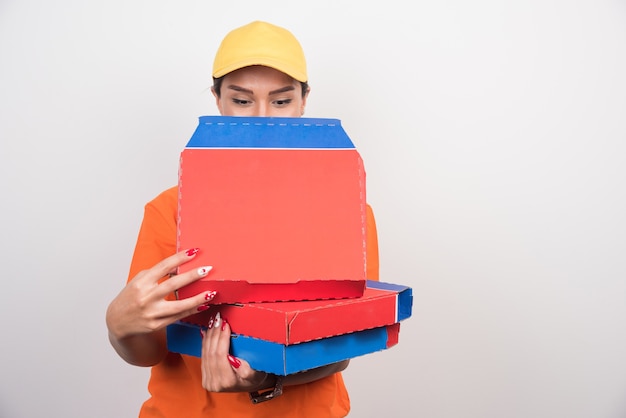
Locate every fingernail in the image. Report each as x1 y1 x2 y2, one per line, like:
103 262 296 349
207 316 214 329
200 329 205 338
197 266 213 276
227 354 241 369
214 312 221 329
197 304 209 312
186 248 200 257
221 317 228 331
205 291 217 301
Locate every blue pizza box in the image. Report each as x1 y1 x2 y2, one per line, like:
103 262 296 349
167 321 401 375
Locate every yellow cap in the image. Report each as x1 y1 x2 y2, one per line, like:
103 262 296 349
212 21 308 82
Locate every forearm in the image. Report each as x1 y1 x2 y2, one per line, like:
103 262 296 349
108 328 168 367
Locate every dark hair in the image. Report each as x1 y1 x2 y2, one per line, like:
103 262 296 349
212 76 309 98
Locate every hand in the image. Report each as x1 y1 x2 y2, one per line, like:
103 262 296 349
106 248 217 342
200 312 269 393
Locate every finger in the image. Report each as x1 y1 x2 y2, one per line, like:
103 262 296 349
217 321 263 386
215 313 232 350
159 264 213 297
204 313 233 371
201 315 266 392
144 248 201 285
225 352 265 389
201 313 233 390
227 354 242 369
205 312 229 355
142 262 217 324
156 288 218 323
220 323 256 382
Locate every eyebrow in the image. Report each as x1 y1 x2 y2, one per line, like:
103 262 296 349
226 85 295 95
226 85 253 94
269 86 295 95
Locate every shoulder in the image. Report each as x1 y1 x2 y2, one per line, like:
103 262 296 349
146 186 178 210
140 186 179 227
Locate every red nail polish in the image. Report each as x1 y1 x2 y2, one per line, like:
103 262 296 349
205 291 217 301
221 318 228 331
207 316 214 329
186 248 200 257
227 354 241 369
197 304 209 312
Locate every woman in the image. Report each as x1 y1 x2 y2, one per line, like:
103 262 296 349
106 20 379 417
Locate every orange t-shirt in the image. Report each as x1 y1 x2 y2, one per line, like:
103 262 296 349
127 186 380 418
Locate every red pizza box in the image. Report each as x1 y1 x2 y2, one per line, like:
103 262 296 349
181 280 412 345
175 116 367 304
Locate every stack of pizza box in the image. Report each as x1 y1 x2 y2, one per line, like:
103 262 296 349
167 116 412 375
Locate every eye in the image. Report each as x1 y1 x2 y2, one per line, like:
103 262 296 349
232 98 251 105
273 98 293 106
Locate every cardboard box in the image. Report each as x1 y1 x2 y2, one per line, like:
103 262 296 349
167 280 413 375
181 280 412 344
176 116 368 304
167 321 401 375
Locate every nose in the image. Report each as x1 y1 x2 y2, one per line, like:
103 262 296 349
252 102 269 117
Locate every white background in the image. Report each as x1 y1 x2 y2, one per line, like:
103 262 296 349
1 1 625 417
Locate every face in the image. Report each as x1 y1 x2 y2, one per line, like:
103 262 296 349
213 65 309 117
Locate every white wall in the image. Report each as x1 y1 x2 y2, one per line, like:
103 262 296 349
1 1 625 417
